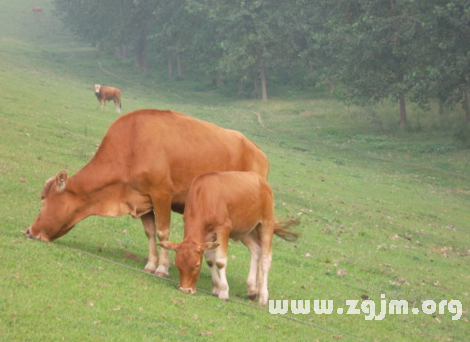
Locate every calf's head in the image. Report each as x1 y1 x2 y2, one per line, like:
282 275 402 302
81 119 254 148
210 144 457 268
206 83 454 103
158 241 219 294
23 171 78 242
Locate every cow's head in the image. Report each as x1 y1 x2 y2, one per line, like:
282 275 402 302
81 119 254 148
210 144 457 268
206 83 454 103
23 171 79 242
94 84 101 95
158 241 219 294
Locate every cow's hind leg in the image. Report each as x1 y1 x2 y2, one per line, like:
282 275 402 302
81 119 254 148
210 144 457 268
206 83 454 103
241 233 261 301
141 212 158 273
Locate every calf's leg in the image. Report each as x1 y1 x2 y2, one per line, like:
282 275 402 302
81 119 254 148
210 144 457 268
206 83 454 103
257 221 274 305
205 248 220 296
241 233 261 300
214 227 230 301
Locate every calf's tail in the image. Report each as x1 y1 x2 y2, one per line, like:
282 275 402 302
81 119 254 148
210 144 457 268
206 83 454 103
274 219 299 242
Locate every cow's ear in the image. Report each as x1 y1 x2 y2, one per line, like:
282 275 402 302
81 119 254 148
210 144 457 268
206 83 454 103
55 170 67 193
41 177 55 199
203 242 220 251
157 241 180 251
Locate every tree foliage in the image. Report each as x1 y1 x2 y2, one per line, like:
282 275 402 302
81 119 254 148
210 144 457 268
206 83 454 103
53 0 470 125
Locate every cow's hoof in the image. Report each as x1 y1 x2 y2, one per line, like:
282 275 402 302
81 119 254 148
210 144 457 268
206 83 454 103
155 265 169 277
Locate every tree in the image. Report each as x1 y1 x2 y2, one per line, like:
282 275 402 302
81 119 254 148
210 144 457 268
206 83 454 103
317 0 431 128
423 1 470 123
208 0 297 100
52 0 470 112
53 0 158 72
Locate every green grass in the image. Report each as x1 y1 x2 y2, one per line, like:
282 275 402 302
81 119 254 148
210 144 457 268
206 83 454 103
1 1 470 341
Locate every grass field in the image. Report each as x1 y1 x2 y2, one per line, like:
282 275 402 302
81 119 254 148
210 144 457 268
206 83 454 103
1 1 469 341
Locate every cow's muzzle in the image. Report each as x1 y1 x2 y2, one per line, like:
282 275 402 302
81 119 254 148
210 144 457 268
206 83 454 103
22 228 34 239
21 227 47 241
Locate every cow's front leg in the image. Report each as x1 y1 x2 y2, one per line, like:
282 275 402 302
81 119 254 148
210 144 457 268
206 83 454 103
141 212 158 273
154 196 172 277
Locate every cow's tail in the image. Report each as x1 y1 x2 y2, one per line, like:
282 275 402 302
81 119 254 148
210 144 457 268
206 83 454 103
274 219 299 242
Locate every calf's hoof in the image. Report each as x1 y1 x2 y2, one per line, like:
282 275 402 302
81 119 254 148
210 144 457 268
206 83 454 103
218 293 229 302
155 271 169 277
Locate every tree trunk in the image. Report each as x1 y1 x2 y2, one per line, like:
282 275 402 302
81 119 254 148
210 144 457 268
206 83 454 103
438 100 445 116
328 79 335 94
463 89 470 124
214 72 223 88
399 93 407 129
238 78 244 96
135 36 148 72
167 51 173 78
257 50 268 101
253 77 259 99
175 53 183 78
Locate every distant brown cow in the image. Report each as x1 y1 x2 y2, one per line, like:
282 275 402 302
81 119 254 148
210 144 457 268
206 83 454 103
24 109 269 277
32 6 43 14
158 171 297 305
94 84 121 113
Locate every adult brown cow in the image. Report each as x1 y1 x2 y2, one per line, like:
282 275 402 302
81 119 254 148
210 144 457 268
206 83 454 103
94 84 121 113
158 171 297 305
24 109 269 276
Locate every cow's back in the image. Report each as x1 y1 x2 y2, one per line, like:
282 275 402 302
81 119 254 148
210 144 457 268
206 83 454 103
94 109 268 208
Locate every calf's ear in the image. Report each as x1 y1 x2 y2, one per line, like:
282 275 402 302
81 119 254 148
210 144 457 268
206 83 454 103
157 241 180 251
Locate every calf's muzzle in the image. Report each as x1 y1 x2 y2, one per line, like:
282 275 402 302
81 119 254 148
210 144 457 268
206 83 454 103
179 287 195 295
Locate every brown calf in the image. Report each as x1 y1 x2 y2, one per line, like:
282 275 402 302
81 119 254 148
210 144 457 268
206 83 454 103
158 171 297 305
94 84 121 113
32 7 43 14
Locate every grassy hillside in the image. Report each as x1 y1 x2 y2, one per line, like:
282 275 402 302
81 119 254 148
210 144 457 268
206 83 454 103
1 1 469 342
